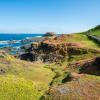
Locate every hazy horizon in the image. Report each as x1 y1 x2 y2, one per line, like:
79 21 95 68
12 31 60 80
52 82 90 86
0 0 100 33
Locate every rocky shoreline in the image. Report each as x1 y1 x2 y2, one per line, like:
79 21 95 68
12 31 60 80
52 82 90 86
0 28 100 100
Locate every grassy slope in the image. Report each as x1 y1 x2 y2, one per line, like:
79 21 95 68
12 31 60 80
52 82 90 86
64 33 99 49
0 75 41 100
89 29 100 37
0 53 55 100
44 33 100 50
87 25 100 37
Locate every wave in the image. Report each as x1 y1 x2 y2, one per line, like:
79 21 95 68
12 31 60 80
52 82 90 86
0 40 21 45
0 41 8 44
26 36 42 39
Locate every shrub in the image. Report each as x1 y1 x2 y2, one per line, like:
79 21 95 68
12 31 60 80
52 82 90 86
0 75 41 100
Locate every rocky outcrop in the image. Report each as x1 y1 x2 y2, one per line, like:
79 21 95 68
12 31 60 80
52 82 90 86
19 41 100 63
20 42 68 62
69 57 100 75
20 53 35 61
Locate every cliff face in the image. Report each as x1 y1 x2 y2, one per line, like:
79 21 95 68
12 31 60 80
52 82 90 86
20 42 68 62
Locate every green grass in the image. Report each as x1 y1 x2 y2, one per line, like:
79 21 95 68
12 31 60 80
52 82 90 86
53 33 100 49
68 53 100 63
0 54 55 99
87 25 100 37
89 29 100 37
68 33 100 49
0 75 41 100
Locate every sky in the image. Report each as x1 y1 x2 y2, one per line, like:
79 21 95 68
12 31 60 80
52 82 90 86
0 0 100 33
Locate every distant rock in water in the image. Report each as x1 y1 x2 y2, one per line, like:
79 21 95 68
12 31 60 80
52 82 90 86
43 32 56 37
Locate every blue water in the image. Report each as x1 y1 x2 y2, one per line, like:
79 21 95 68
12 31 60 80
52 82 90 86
0 33 43 41
0 33 43 48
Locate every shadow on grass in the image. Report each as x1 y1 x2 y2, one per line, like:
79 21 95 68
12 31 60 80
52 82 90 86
79 57 100 76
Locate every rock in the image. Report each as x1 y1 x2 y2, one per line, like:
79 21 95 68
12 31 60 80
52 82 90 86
43 32 56 37
69 57 100 75
20 53 35 61
19 41 100 63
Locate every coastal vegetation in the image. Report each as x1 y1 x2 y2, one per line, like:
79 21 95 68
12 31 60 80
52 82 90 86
0 25 100 100
87 25 100 37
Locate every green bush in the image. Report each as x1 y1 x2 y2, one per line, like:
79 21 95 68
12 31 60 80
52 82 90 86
0 75 41 100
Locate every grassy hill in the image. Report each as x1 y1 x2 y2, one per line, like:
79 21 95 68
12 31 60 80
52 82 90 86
87 25 100 37
43 33 100 49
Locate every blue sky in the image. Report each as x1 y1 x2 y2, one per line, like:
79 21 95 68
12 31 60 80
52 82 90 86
0 0 100 33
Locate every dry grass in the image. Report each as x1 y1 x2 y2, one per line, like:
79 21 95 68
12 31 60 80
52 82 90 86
45 75 100 100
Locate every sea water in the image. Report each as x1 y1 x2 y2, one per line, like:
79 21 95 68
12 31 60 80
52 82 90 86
0 33 43 48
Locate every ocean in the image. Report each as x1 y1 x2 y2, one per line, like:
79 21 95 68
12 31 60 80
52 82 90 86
0 33 43 48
